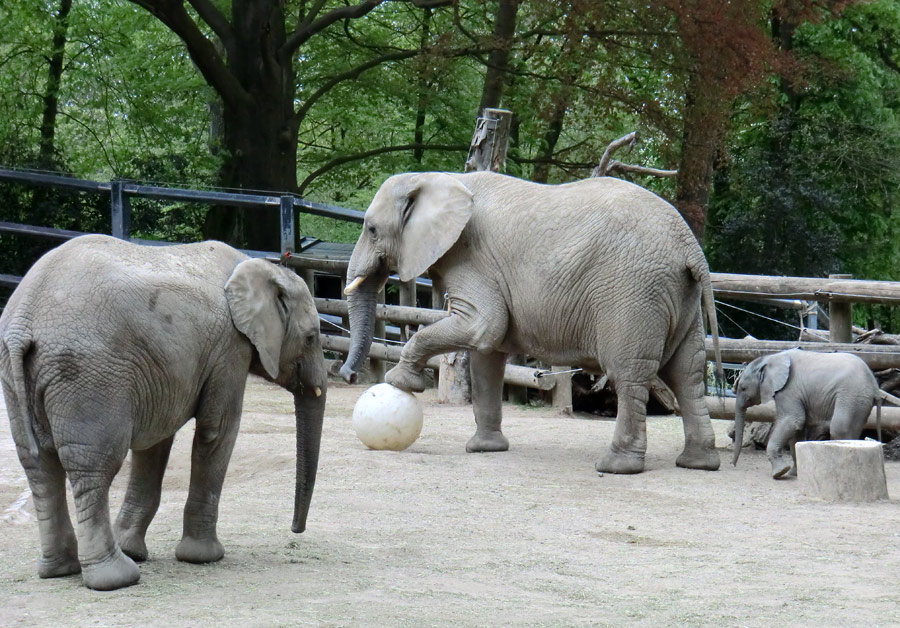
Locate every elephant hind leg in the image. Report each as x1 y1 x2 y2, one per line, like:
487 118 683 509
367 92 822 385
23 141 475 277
60 441 140 590
595 353 665 474
829 401 869 440
19 445 81 579
659 327 720 471
114 435 175 562
596 378 651 474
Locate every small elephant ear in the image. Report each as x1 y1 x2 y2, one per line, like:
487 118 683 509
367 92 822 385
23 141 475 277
759 352 791 403
225 259 286 379
397 173 474 282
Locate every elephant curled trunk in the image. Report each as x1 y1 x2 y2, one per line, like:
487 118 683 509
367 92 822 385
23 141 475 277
339 273 385 383
292 373 327 534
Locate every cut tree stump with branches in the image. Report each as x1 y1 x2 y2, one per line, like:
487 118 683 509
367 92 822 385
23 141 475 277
591 132 678 179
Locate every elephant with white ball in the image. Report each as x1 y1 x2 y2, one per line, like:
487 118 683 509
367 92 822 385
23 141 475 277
732 348 895 479
340 171 723 475
0 235 327 590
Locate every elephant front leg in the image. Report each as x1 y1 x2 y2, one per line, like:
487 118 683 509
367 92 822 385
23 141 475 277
114 436 175 562
386 301 507 393
177 399 242 564
767 410 804 479
466 351 509 453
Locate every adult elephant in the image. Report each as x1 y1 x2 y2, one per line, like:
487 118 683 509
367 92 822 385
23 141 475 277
0 235 327 590
340 171 722 475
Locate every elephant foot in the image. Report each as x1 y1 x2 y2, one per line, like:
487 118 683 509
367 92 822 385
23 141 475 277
38 551 81 579
385 364 428 393
115 528 149 562
81 550 140 591
176 535 224 564
771 458 793 479
466 430 509 453
596 447 645 475
676 447 721 471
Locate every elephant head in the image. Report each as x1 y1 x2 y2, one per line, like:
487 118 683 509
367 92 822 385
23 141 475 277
339 173 474 383
732 352 791 466
225 259 327 533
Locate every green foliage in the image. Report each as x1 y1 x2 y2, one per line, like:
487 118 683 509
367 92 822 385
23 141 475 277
2 0 900 334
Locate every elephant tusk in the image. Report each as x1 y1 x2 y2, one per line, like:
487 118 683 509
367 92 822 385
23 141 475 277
314 386 322 398
344 276 366 295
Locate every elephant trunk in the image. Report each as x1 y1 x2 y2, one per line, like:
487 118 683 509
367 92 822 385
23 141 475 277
339 273 385 383
292 360 327 534
732 404 746 467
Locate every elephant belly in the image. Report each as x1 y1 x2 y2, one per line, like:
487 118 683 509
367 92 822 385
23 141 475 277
500 321 604 372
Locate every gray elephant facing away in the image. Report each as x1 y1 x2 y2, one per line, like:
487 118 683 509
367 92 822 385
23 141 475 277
732 348 894 479
0 235 327 590
340 171 723 475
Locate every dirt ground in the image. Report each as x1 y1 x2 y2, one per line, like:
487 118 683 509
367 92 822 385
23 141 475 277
2 377 900 628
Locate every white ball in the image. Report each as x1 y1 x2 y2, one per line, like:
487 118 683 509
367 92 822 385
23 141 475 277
352 383 424 451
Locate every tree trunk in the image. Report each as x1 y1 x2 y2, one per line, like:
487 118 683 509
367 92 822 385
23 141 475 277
413 8 433 163
531 95 567 183
674 71 722 240
202 0 298 251
38 0 72 169
477 0 519 114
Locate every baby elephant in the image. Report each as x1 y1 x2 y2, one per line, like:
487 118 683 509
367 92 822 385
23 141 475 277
732 348 893 479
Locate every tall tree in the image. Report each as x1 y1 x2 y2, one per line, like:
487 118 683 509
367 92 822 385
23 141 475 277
128 0 450 249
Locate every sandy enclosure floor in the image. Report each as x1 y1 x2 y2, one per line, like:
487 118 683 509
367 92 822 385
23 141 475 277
1 377 900 628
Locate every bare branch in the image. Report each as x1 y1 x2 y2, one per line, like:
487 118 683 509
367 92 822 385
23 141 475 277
128 0 249 108
186 0 234 48
298 143 467 194
290 48 418 132
594 132 636 176
282 0 386 57
605 161 678 178
591 132 677 179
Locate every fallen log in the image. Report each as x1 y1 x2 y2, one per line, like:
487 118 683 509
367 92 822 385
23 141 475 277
705 338 900 369
705 396 900 431
320 335 555 391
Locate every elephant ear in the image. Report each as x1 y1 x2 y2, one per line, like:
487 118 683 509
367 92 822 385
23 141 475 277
397 173 474 282
759 352 792 403
225 258 287 379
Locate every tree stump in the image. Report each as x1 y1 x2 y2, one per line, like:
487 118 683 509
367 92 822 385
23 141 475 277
795 440 889 502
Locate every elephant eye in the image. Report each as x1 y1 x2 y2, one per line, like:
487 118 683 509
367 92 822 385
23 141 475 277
367 225 377 238
306 333 316 344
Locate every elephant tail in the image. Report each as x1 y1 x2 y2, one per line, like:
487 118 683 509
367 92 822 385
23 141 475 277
1 334 39 460
876 389 900 442
688 254 724 393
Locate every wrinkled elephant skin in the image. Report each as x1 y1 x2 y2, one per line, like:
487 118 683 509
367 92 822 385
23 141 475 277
0 235 327 590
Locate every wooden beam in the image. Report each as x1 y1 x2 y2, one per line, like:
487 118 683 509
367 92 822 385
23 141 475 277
705 396 900 431
320 335 555 391
711 273 900 305
705 338 900 369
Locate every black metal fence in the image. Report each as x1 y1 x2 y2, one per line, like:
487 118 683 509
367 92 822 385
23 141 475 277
0 166 365 289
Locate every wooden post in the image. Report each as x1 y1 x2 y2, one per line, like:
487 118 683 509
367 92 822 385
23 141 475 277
465 108 513 173
280 196 295 255
372 288 386 382
828 273 853 343
439 108 512 403
399 279 416 342
110 181 131 240
550 366 573 413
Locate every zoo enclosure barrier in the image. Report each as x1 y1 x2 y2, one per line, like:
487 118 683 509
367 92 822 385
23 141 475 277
4 167 900 426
